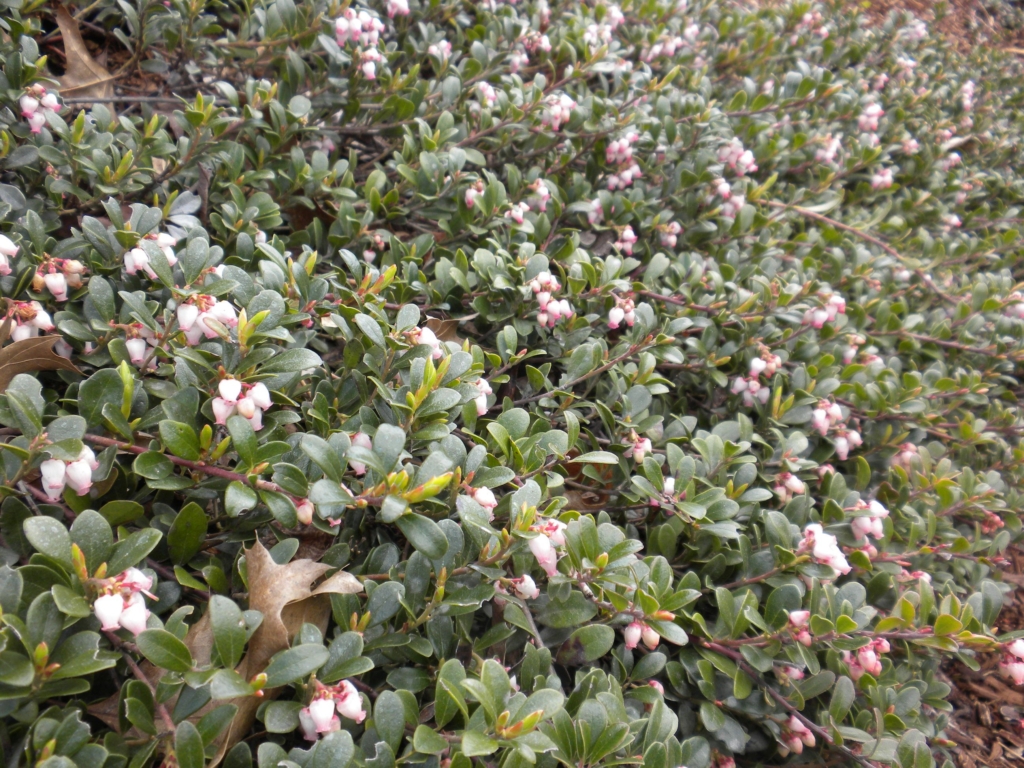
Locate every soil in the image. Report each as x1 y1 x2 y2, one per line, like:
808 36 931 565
940 548 1024 768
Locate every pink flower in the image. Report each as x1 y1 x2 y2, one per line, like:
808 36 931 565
299 708 319 741
40 459 67 500
350 431 372 475
788 610 810 628
334 681 366 722
529 534 559 577
126 338 148 365
40 271 67 301
510 575 539 600
472 487 497 511
212 398 237 424
118 592 150 636
624 621 642 649
641 624 660 650
296 499 315 525
1006 639 1024 660
65 458 94 495
93 594 125 631
124 248 157 279
308 698 337 733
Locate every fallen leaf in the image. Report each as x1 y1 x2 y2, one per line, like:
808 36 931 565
54 7 114 104
0 335 81 393
192 541 362 765
426 316 465 344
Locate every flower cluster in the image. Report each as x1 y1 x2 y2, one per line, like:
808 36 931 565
717 138 758 177
614 225 638 254
774 472 805 504
607 295 635 329
623 621 660 650
498 574 539 601
658 221 682 248
212 378 273 430
40 446 99 500
802 291 846 328
92 568 155 636
871 167 894 190
6 300 54 341
177 295 239 344
32 258 86 302
472 378 492 416
20 84 60 134
299 681 367 740
800 523 852 575
124 234 179 279
778 715 816 757
850 500 889 543
334 9 387 78
528 271 574 328
730 352 780 407
539 93 576 131
529 179 550 211
842 638 889 681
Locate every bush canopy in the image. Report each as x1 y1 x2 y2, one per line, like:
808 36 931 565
0 1 1021 768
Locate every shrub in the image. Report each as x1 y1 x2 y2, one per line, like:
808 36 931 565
0 1 1021 767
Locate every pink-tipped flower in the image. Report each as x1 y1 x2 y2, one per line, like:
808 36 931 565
350 431 372 475
641 623 660 650
334 681 366 723
511 575 540 600
529 534 559 577
219 378 242 404
624 621 643 649
212 398 236 425
472 486 497 511
788 610 810 628
64 458 94 495
308 697 339 733
93 593 125 631
40 459 67 500
118 592 150 636
296 499 315 525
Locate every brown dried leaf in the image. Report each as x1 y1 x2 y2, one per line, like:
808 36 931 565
426 317 464 345
0 335 81 394
200 541 362 766
54 7 114 103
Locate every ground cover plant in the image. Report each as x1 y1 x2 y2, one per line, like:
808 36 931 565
0 0 1022 766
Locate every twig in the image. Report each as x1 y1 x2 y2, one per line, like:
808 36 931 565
513 341 655 405
83 434 285 493
103 630 177 733
766 201 958 305
698 639 879 768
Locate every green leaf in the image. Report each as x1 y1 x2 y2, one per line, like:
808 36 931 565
78 369 124 429
227 415 257 468
168 503 208 565
98 500 145 526
395 513 449 559
460 730 498 757
137 629 194 673
263 645 330 688
555 625 615 665
568 451 619 464
107 528 163 574
23 516 72 568
210 595 246 669
413 724 449 754
261 348 323 374
830 675 856 723
175 721 205 768
160 421 201 461
225 482 258 517
374 690 406 752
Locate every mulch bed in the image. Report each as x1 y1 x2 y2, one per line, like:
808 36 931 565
940 548 1024 768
